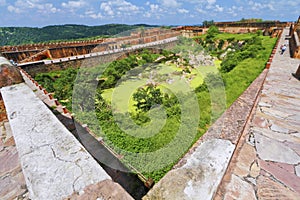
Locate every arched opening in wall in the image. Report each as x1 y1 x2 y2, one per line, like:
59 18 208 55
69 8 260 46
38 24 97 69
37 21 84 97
71 53 74 57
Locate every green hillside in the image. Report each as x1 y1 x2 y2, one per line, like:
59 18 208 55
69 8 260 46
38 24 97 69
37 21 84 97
0 24 156 46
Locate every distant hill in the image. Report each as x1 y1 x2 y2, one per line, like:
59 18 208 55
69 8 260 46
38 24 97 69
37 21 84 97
0 24 157 46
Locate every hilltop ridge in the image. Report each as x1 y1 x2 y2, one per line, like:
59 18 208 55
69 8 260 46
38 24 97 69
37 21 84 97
0 24 158 46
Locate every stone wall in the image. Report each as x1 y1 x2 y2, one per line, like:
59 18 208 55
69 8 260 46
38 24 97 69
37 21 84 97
20 41 178 77
0 28 180 64
290 17 300 59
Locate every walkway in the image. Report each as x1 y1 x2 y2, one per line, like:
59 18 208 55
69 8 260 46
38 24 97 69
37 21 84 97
215 27 300 199
0 94 29 199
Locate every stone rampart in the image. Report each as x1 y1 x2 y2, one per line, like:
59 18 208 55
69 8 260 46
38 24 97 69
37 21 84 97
290 16 300 59
19 38 178 77
0 28 180 64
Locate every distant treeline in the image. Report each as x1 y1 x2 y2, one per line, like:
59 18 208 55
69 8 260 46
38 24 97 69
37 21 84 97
0 24 157 46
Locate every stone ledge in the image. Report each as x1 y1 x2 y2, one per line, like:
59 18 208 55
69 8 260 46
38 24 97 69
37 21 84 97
143 139 235 200
0 83 113 200
65 180 134 200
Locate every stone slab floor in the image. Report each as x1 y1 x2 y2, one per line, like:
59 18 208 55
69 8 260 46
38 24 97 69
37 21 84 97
215 28 300 199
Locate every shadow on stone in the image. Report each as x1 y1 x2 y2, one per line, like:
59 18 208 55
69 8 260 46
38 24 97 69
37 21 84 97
292 64 300 80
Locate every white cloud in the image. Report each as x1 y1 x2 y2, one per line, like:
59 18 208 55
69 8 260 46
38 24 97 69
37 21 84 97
89 13 103 19
178 8 189 14
79 10 103 19
207 0 216 5
144 3 163 19
61 0 87 9
286 1 300 6
248 1 275 11
100 2 114 16
7 5 21 13
215 5 224 12
158 0 181 8
196 7 207 14
150 4 159 11
228 6 243 17
100 0 141 17
7 0 59 14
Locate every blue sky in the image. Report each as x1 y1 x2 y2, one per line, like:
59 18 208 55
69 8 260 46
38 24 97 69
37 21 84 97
0 0 299 27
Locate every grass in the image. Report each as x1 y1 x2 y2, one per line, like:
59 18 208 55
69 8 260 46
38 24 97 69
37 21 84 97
34 33 277 183
101 61 219 114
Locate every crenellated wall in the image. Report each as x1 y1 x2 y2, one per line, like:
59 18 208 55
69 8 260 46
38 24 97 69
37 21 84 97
20 39 178 77
0 28 180 64
173 21 288 38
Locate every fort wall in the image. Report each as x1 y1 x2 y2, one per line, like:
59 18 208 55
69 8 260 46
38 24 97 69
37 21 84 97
0 28 180 64
290 16 300 59
20 39 178 77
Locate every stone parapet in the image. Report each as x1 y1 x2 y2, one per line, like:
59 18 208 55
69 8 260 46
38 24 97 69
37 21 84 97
0 83 132 200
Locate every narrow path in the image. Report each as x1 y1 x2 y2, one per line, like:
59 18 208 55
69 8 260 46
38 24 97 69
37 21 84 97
215 27 300 199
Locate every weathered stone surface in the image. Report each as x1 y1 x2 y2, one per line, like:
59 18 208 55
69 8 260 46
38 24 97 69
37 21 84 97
253 126 300 144
252 116 269 128
223 175 256 200
0 171 28 200
0 62 23 88
260 107 293 119
257 175 300 200
144 139 235 200
0 147 20 177
216 27 300 199
1 83 112 200
258 102 272 108
0 100 29 200
259 160 300 193
270 123 290 133
65 180 134 200
296 165 300 177
255 133 300 164
249 161 260 178
233 143 256 177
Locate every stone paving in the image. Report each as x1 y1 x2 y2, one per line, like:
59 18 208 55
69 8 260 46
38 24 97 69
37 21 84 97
215 27 300 199
0 94 29 200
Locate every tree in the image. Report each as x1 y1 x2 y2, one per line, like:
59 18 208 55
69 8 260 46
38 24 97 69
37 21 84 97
133 84 163 112
206 25 219 40
202 20 214 27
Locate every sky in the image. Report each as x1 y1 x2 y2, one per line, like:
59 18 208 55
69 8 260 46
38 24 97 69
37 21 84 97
0 0 299 27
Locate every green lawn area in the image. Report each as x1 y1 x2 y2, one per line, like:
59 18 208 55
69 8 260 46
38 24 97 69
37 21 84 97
101 61 220 113
214 33 254 40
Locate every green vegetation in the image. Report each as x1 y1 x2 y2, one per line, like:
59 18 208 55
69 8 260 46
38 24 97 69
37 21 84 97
35 67 78 110
34 32 276 183
0 24 156 46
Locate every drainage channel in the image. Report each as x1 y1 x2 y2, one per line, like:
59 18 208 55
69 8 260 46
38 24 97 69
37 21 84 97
52 109 150 200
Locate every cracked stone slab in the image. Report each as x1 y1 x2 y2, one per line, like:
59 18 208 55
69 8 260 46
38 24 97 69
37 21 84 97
223 174 256 200
252 127 300 144
257 175 300 199
259 160 300 194
1 83 111 200
255 133 300 164
143 139 235 200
